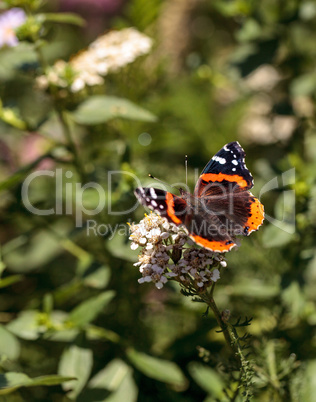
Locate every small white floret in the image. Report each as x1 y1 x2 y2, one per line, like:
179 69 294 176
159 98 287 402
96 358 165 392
211 269 220 282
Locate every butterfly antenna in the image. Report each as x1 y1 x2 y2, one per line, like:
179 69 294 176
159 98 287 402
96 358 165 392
185 155 188 187
148 174 178 191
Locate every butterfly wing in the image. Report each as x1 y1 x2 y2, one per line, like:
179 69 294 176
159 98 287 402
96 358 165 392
194 141 264 236
134 142 264 253
135 187 236 252
186 208 237 252
134 187 187 225
194 141 253 195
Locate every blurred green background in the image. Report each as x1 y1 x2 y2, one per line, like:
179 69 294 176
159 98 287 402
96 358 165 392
1 0 316 400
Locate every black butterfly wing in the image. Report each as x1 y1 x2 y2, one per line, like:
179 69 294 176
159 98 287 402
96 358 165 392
134 187 187 225
193 142 264 236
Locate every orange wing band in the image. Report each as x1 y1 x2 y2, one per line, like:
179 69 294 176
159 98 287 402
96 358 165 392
166 192 182 224
245 196 265 234
189 234 236 253
200 173 249 189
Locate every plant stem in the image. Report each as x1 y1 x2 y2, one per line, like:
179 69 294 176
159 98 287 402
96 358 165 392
34 40 48 70
57 109 87 181
34 39 87 181
201 291 239 360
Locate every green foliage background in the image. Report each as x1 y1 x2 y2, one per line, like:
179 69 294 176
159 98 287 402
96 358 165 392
1 0 316 400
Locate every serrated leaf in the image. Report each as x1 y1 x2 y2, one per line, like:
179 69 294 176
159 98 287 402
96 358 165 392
188 362 225 397
72 96 157 125
126 349 187 388
58 345 93 399
0 372 75 395
68 291 115 327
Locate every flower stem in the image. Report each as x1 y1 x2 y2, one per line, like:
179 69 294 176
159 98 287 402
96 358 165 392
202 292 239 360
34 39 86 181
57 109 87 181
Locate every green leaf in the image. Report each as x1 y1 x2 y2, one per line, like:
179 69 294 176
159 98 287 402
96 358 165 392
0 43 37 80
2 221 71 272
88 359 138 402
281 281 306 320
0 325 20 360
44 329 79 343
126 349 187 388
6 311 39 341
188 362 225 397
301 360 316 401
72 96 157 125
58 345 93 399
101 369 138 402
89 359 132 391
236 19 262 42
86 325 120 343
0 153 51 192
291 73 316 97
68 290 115 327
0 372 75 395
83 265 111 289
18 86 52 130
226 280 280 299
261 224 296 248
81 359 137 402
106 232 139 262
0 275 23 289
36 12 85 27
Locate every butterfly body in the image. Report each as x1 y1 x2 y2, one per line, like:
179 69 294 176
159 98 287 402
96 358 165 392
135 142 264 253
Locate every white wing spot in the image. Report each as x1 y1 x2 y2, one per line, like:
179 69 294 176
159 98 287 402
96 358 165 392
233 154 237 158
146 197 150 202
150 188 157 199
232 159 238 166
232 168 236 172
159 204 164 209
224 145 229 151
151 200 158 207
212 156 226 164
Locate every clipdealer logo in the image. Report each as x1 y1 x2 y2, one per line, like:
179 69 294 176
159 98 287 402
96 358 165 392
20 168 296 236
21 169 142 228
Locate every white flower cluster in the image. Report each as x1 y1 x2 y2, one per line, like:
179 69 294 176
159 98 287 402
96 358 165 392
175 248 225 289
37 28 153 92
129 213 227 290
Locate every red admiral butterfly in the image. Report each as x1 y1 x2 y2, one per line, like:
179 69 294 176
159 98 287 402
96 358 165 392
135 142 264 253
